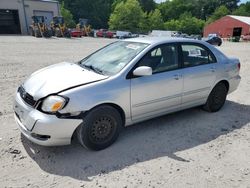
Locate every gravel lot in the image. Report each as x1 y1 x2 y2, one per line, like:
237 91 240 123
0 36 250 188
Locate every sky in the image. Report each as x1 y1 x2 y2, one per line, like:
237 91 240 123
240 0 249 3
154 0 250 3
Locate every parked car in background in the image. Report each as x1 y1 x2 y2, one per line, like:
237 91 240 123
152 30 198 38
116 31 138 39
150 30 173 37
205 35 222 46
14 37 241 150
190 35 202 40
179 33 190 38
208 33 218 38
241 34 250 41
171 32 201 40
96 29 114 38
71 29 84 37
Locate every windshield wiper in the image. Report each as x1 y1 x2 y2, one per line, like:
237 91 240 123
81 64 105 75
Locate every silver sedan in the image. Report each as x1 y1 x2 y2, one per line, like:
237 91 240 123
14 37 241 150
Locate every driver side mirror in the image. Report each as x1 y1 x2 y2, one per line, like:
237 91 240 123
133 66 152 76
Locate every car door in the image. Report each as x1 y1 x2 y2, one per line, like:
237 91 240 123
129 43 183 121
180 43 217 106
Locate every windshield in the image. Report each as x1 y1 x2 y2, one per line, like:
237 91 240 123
79 41 149 75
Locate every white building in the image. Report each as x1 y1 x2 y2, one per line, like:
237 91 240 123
0 0 60 35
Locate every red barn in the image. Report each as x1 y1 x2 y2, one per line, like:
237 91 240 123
203 15 250 38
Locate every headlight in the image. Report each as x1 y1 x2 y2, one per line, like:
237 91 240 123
41 95 68 113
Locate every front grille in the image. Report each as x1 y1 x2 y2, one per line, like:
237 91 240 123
18 86 37 107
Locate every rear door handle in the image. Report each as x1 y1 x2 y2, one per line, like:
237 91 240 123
174 74 182 80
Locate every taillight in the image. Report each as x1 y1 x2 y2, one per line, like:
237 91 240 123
237 63 241 71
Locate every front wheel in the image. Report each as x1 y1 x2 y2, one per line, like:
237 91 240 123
203 82 228 112
77 105 122 150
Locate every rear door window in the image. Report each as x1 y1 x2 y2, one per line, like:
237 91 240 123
181 44 216 68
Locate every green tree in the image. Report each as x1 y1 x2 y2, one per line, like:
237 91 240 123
139 12 149 33
109 0 144 32
207 5 230 24
233 2 250 16
112 0 155 12
164 19 181 31
139 0 156 12
164 12 205 35
148 9 164 31
218 0 240 11
158 0 239 22
60 1 76 28
59 0 114 29
111 0 123 11
178 12 205 35
58 0 241 30
158 0 195 21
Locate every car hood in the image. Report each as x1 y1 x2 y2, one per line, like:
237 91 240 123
23 62 108 99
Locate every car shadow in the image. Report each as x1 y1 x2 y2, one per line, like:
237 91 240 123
22 100 250 181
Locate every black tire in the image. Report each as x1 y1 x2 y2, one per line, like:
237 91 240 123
64 30 71 38
42 30 52 38
203 82 228 112
55 29 62 37
51 29 55 36
218 42 222 46
30 27 35 36
34 28 42 38
77 105 122 150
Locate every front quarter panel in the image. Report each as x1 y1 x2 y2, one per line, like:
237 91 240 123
58 77 131 124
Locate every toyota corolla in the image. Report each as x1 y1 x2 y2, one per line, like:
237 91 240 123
14 37 241 150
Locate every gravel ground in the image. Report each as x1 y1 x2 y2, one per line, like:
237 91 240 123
0 36 250 188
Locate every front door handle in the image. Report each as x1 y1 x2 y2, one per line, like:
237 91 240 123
210 67 216 72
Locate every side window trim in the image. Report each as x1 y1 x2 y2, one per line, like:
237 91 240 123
179 42 217 69
126 42 181 79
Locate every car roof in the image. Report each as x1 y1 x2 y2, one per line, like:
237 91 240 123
124 36 227 61
124 37 206 45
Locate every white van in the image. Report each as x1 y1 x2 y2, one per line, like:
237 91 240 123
116 31 131 39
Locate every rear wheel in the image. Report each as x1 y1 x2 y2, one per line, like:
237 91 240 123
77 105 122 150
203 82 228 112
